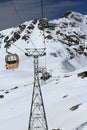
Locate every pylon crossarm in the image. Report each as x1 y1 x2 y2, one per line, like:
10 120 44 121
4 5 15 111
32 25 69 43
25 48 46 57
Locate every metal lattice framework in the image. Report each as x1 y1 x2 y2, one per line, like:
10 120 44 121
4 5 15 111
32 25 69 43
26 48 48 130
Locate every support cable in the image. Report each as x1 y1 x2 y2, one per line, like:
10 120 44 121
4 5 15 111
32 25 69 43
10 0 47 67
40 0 47 68
41 0 44 19
41 0 45 45
29 37 36 49
11 42 33 64
11 0 23 23
11 0 36 49
12 43 25 53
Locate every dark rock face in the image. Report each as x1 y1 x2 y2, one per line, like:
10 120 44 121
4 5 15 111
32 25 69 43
40 72 51 81
0 95 4 98
61 11 72 18
70 103 82 111
78 71 87 78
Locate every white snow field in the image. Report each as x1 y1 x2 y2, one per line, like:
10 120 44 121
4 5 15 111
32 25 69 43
0 11 87 130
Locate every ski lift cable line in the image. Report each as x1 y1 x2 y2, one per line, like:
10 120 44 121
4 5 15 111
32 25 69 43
40 0 47 67
11 0 46 51
41 0 44 19
11 0 47 64
11 42 33 64
11 0 36 49
20 20 36 49
11 0 23 23
12 42 25 53
41 0 46 46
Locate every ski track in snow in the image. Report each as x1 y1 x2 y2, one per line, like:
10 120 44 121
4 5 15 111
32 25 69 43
72 121 87 130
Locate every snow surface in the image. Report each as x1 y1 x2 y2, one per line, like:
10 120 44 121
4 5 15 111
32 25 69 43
0 12 87 130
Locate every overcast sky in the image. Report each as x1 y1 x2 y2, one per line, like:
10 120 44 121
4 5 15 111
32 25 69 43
0 0 87 30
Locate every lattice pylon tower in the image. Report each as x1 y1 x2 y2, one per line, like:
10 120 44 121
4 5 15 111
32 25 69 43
26 48 48 130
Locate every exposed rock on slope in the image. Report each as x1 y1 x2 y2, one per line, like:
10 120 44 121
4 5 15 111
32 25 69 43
1 11 87 72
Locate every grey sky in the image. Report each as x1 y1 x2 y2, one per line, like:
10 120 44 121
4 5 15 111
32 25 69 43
0 0 86 30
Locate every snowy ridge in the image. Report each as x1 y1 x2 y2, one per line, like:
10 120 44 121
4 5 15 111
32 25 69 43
0 11 87 130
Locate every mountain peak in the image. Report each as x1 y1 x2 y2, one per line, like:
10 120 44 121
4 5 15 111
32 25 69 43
62 11 84 22
61 11 72 18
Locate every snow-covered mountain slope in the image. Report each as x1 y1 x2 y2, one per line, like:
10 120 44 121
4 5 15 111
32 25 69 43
0 11 87 130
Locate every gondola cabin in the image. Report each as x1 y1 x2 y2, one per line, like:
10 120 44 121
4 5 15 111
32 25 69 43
5 54 19 69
